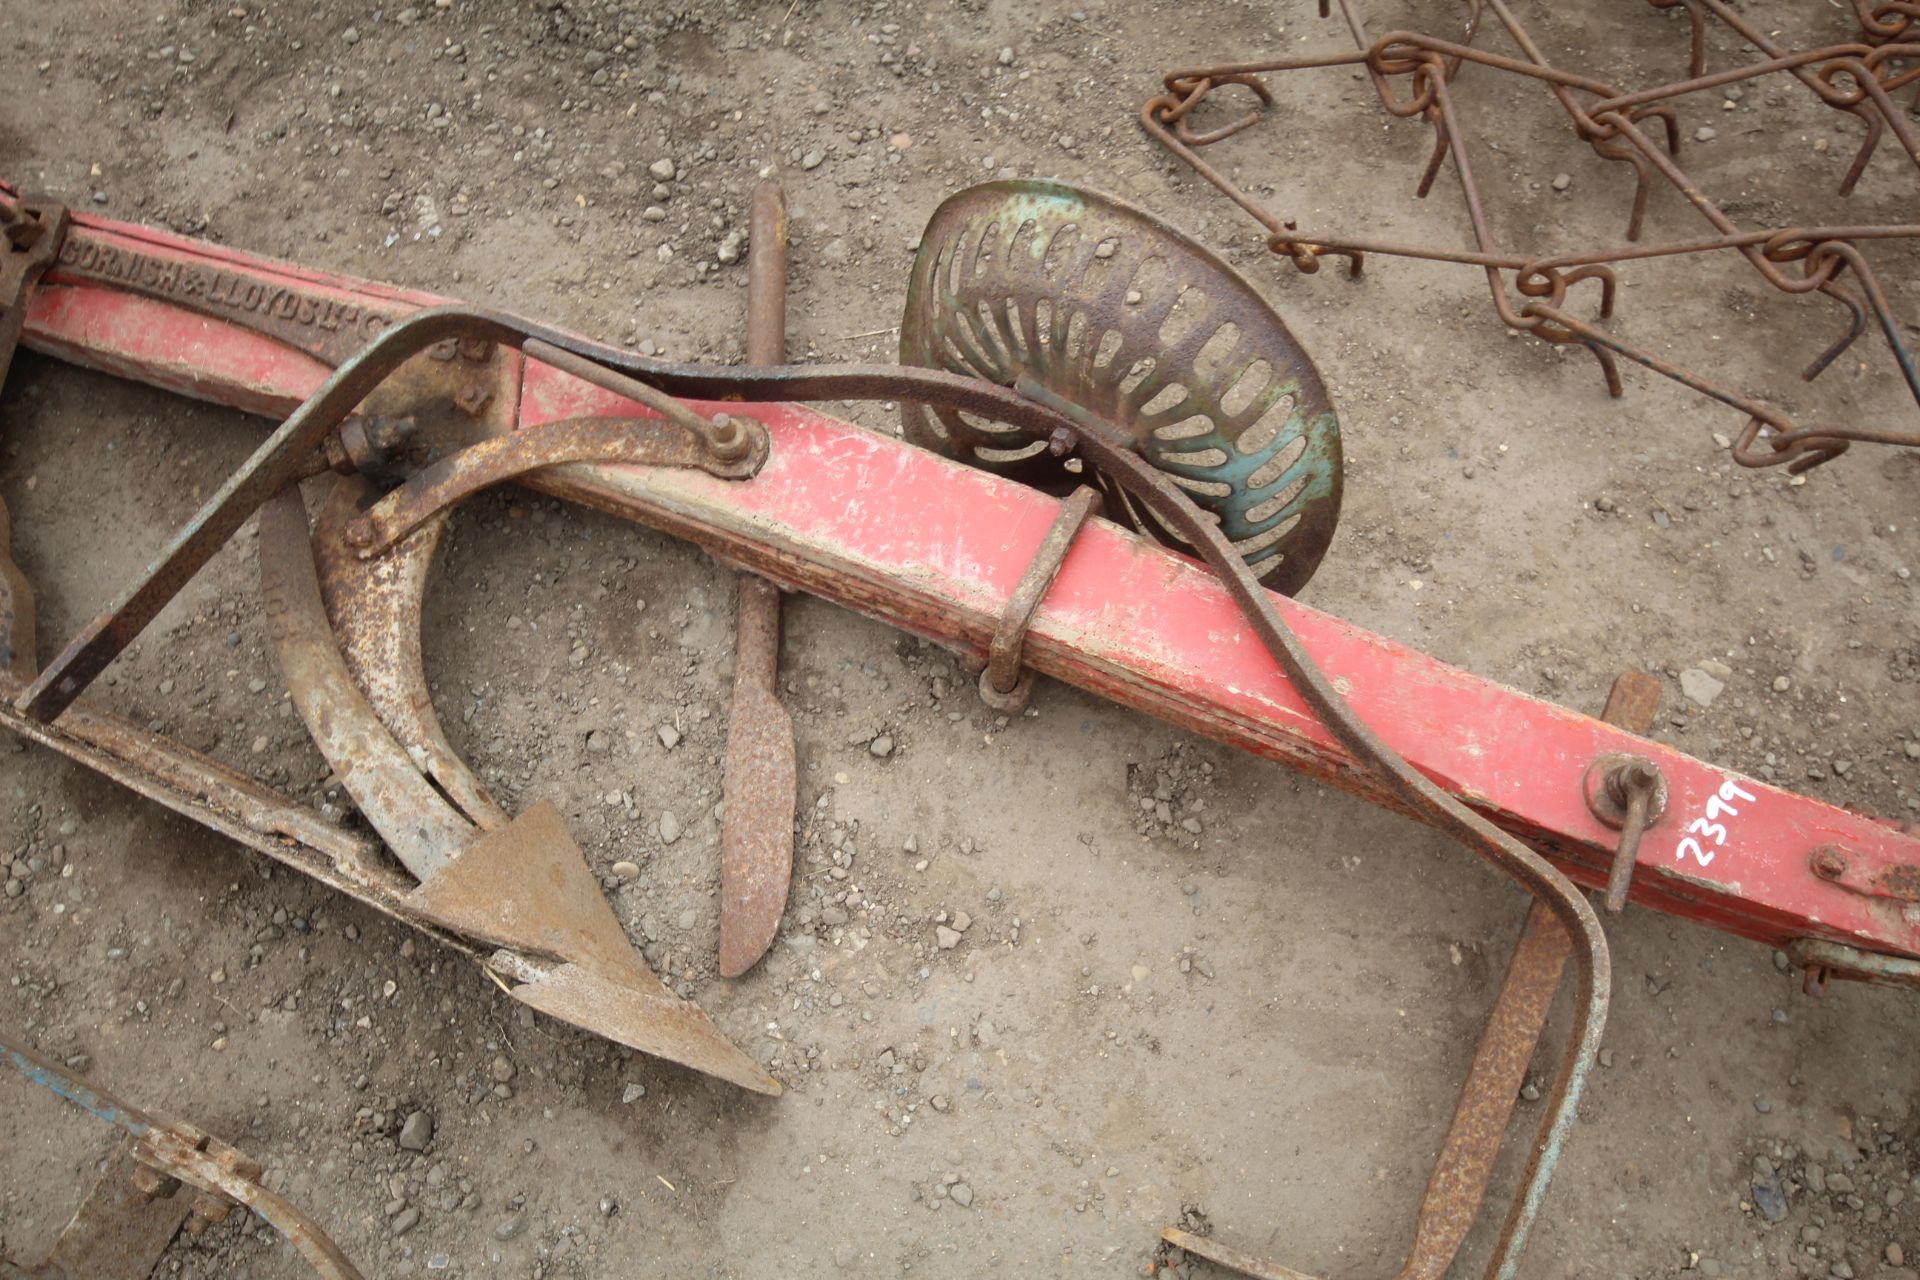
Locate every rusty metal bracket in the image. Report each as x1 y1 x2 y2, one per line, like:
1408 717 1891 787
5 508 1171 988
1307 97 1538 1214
976 483 1102 713
1790 936 1920 996
1 1028 363 1280
0 196 69 683
1808 843 1920 905
1 193 69 392
343 414 759 557
1582 751 1668 913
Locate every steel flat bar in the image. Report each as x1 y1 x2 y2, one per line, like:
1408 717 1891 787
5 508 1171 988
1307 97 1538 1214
718 177 798 978
16 206 1920 966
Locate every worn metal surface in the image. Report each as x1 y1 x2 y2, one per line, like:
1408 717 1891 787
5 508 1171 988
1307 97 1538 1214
260 483 781 1092
19 220 1920 959
746 180 788 368
1 196 69 393
1141 0 1920 474
717 176 798 979
8 1140 195 1280
1808 844 1920 904
17 307 508 723
1789 936 1920 994
900 180 1342 592
312 479 510 833
718 571 797 978
980 483 1101 712
405 802 782 1093
260 487 479 878
15 309 765 725
1 1028 363 1280
0 198 67 684
345 414 758 556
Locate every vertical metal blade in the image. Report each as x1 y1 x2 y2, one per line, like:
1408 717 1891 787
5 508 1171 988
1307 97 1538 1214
718 178 798 978
718 572 797 977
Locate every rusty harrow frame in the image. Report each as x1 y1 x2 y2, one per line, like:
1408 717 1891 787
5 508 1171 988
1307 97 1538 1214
1142 0 1920 474
2 175 1917 1279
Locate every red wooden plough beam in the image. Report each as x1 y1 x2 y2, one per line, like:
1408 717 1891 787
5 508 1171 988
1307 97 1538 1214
16 201 1918 971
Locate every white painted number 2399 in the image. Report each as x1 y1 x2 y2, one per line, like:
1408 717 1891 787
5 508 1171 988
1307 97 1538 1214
1674 779 1756 868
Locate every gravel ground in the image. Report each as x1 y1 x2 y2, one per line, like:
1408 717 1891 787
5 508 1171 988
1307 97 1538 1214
2 1 1918 1277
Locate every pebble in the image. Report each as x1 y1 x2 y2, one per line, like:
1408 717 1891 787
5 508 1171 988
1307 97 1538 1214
398 1110 434 1152
1551 173 1571 191
1889 1243 1905 1267
610 860 640 880
489 1055 516 1083
493 1216 526 1241
621 1083 647 1104
935 925 962 949
342 25 360 44
585 729 610 754
1695 125 1717 141
948 1182 973 1207
870 734 895 758
1679 667 1725 707
1752 1170 1789 1222
1772 676 1791 692
659 810 682 844
648 158 676 181
392 1206 421 1235
801 149 825 170
677 908 697 931
658 724 681 749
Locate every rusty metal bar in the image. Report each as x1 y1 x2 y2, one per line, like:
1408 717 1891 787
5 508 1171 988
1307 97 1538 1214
979 484 1102 712
718 177 799 979
747 180 788 367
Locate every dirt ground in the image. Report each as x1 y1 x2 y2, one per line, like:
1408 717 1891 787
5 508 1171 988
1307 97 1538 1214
3 0 1920 1277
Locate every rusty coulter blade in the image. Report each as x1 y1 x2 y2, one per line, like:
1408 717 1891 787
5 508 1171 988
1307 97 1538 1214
717 177 799 979
718 572 797 977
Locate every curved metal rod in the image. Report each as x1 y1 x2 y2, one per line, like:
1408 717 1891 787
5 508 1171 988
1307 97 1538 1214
1009 378 1609 1280
142 1129 365 1280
